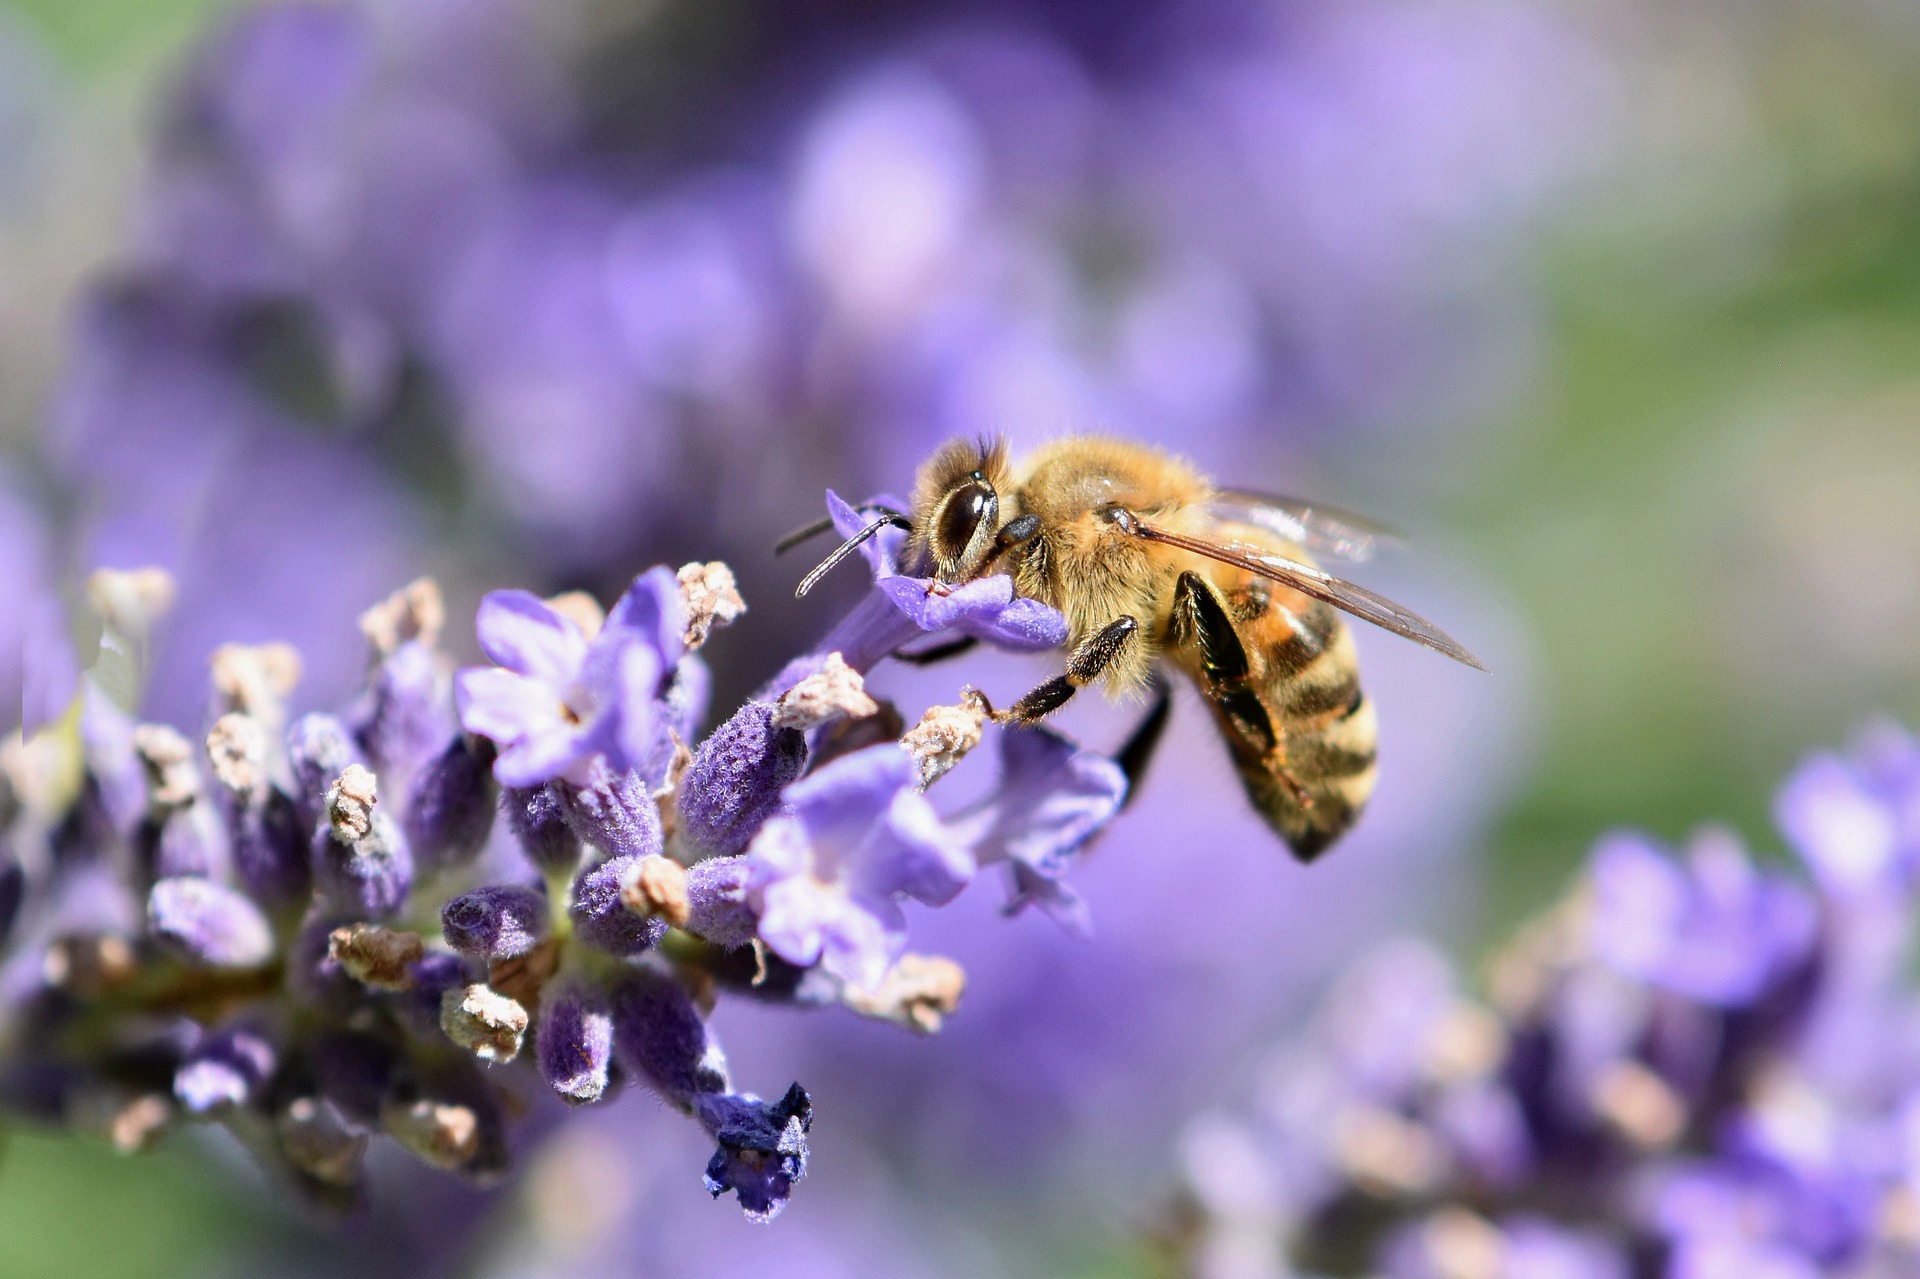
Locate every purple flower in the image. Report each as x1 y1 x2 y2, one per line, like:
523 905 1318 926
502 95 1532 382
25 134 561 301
505 783 584 874
1775 724 1920 898
455 588 661 788
685 856 759 949
745 743 973 990
948 724 1128 934
1588 828 1818 1007
697 1083 813 1224
773 489 1068 683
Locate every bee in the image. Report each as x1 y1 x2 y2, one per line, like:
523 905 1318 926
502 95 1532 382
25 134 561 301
786 435 1486 860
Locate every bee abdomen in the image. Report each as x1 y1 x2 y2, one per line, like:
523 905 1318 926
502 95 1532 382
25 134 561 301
1250 620 1379 861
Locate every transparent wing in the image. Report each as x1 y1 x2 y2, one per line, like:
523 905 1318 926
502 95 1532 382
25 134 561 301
1125 516 1487 671
1208 490 1404 563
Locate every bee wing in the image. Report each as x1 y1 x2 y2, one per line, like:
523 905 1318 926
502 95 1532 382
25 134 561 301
1208 490 1403 562
1125 517 1489 671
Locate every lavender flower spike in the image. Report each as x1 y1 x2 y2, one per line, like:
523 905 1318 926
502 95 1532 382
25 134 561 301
745 743 974 990
676 702 808 859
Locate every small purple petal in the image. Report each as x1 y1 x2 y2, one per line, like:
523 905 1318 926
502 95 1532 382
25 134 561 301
148 877 275 967
1776 753 1901 896
473 590 588 684
440 884 547 959
604 565 688 670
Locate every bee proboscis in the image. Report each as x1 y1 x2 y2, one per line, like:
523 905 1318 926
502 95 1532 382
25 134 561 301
788 435 1486 860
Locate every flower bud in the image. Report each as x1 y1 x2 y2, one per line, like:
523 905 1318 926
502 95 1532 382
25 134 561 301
440 884 547 960
148 877 274 968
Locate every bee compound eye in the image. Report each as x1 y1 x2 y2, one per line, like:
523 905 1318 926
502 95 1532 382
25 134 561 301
933 480 999 572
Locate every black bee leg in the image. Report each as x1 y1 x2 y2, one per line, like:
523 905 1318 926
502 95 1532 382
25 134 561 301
1170 572 1310 806
1115 675 1173 808
892 635 980 666
1000 615 1139 725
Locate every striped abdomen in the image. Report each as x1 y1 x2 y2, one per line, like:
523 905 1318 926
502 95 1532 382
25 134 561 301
1173 556 1379 862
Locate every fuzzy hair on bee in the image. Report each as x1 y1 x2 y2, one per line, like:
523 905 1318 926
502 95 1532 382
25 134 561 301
811 433 1485 861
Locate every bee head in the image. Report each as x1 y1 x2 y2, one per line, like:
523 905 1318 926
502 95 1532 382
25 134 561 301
928 471 1000 581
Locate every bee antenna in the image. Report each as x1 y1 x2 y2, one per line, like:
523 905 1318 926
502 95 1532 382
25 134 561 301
795 514 912 598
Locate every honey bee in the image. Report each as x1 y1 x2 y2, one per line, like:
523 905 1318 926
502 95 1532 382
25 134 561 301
787 435 1485 860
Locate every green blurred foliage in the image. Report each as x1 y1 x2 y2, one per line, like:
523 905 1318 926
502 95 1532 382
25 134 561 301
0 1127 271 1278
1455 4 1920 933
1 0 237 74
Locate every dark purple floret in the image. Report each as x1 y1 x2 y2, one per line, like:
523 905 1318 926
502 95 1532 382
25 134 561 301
312 808 413 920
309 1030 398 1129
559 761 663 861
696 1082 812 1223
174 1026 277 1114
392 951 473 1040
147 877 275 968
607 967 726 1106
440 884 547 959
677 702 807 858
537 982 614 1105
0 858 24 950
569 857 668 957
135 805 226 887
685 856 759 949
505 784 583 875
404 736 500 875
354 640 455 798
286 712 362 831
226 787 311 913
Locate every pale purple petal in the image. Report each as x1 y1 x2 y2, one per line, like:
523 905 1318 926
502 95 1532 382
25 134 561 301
473 590 588 684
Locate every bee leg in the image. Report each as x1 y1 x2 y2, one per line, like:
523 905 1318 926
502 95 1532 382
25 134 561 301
1171 571 1313 809
1115 675 1173 808
892 635 980 665
999 615 1140 725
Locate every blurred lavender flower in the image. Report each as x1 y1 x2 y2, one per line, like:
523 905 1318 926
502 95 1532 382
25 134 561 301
1169 723 1920 1279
